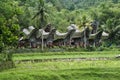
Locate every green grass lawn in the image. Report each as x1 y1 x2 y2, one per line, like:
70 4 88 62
13 51 120 61
0 60 120 80
0 51 120 80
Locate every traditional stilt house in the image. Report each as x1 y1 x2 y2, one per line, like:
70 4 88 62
19 22 109 48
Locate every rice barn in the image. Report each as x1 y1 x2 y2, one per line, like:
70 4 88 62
18 21 109 49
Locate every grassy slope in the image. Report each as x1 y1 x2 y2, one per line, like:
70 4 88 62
0 51 120 80
0 60 120 80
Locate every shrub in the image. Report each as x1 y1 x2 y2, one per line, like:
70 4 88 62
0 51 15 72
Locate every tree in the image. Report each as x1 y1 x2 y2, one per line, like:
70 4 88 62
112 0 118 4
32 0 48 28
0 0 23 52
81 15 87 48
0 0 23 70
97 3 120 45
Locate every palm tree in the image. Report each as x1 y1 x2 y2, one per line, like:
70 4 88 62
81 15 87 48
32 0 48 51
32 0 47 28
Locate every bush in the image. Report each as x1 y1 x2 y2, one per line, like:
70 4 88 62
86 46 96 51
0 52 15 72
0 42 4 53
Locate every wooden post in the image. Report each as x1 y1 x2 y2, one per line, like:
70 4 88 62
69 36 71 46
84 27 86 48
42 30 44 51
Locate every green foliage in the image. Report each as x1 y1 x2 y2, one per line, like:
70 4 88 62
0 0 20 71
0 52 15 71
32 0 48 28
0 0 23 51
0 0 120 50
112 0 119 3
90 3 120 45
47 0 118 10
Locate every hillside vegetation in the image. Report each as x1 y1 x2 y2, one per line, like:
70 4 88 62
0 0 120 51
